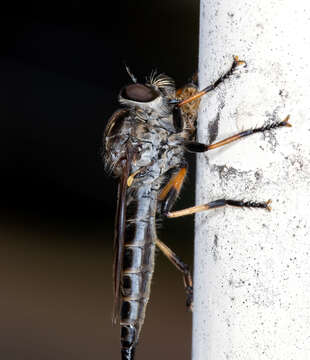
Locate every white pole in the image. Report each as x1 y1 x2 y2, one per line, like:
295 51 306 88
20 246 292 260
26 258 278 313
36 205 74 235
193 1 310 359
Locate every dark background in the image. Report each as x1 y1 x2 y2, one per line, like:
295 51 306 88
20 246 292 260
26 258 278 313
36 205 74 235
0 1 200 359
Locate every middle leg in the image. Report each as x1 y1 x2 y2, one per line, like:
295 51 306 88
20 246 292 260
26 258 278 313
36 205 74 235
184 115 291 153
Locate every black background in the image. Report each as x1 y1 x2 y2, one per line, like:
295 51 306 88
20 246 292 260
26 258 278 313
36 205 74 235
0 1 199 359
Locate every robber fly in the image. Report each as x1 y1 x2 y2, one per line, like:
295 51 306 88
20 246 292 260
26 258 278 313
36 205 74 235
102 57 291 360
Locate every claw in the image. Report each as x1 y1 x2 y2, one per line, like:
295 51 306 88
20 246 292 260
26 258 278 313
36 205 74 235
233 55 247 67
282 114 292 127
266 199 272 212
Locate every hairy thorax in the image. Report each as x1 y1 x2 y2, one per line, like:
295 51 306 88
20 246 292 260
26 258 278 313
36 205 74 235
105 109 186 190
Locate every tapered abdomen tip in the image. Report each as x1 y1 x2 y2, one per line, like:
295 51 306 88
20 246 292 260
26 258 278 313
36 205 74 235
121 346 135 360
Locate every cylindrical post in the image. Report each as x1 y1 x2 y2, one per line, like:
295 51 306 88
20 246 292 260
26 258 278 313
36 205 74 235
193 1 310 359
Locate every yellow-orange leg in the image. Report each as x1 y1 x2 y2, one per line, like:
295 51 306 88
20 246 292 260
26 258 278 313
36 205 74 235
185 115 291 153
156 238 193 311
176 56 245 107
158 167 187 215
167 199 272 218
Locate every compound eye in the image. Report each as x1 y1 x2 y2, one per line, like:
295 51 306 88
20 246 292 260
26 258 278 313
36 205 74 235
121 84 158 102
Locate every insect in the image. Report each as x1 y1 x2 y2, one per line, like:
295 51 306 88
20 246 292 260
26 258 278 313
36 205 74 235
102 56 291 360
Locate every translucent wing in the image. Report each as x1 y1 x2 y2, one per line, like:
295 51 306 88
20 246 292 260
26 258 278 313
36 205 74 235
112 148 132 324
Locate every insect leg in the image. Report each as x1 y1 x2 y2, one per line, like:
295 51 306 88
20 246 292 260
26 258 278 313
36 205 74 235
185 115 291 153
156 238 193 310
173 56 245 107
158 166 187 215
167 199 272 218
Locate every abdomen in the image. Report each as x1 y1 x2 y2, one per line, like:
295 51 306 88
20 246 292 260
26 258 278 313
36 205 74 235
120 186 158 358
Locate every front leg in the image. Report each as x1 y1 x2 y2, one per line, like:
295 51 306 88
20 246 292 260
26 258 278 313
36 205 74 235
169 56 246 107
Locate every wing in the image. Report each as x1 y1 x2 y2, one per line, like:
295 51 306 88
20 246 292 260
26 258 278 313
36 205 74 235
112 147 133 324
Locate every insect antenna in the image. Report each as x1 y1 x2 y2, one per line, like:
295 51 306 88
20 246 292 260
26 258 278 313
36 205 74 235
124 63 138 83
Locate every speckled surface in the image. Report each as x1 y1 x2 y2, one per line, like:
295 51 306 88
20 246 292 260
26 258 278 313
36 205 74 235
193 1 310 359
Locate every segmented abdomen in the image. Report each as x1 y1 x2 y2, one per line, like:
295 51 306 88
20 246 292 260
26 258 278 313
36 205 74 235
120 186 158 359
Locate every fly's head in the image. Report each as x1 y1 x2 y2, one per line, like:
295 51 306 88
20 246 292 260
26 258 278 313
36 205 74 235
118 73 176 121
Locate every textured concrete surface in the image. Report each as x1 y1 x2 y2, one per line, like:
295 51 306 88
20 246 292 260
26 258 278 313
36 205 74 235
193 1 310 359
